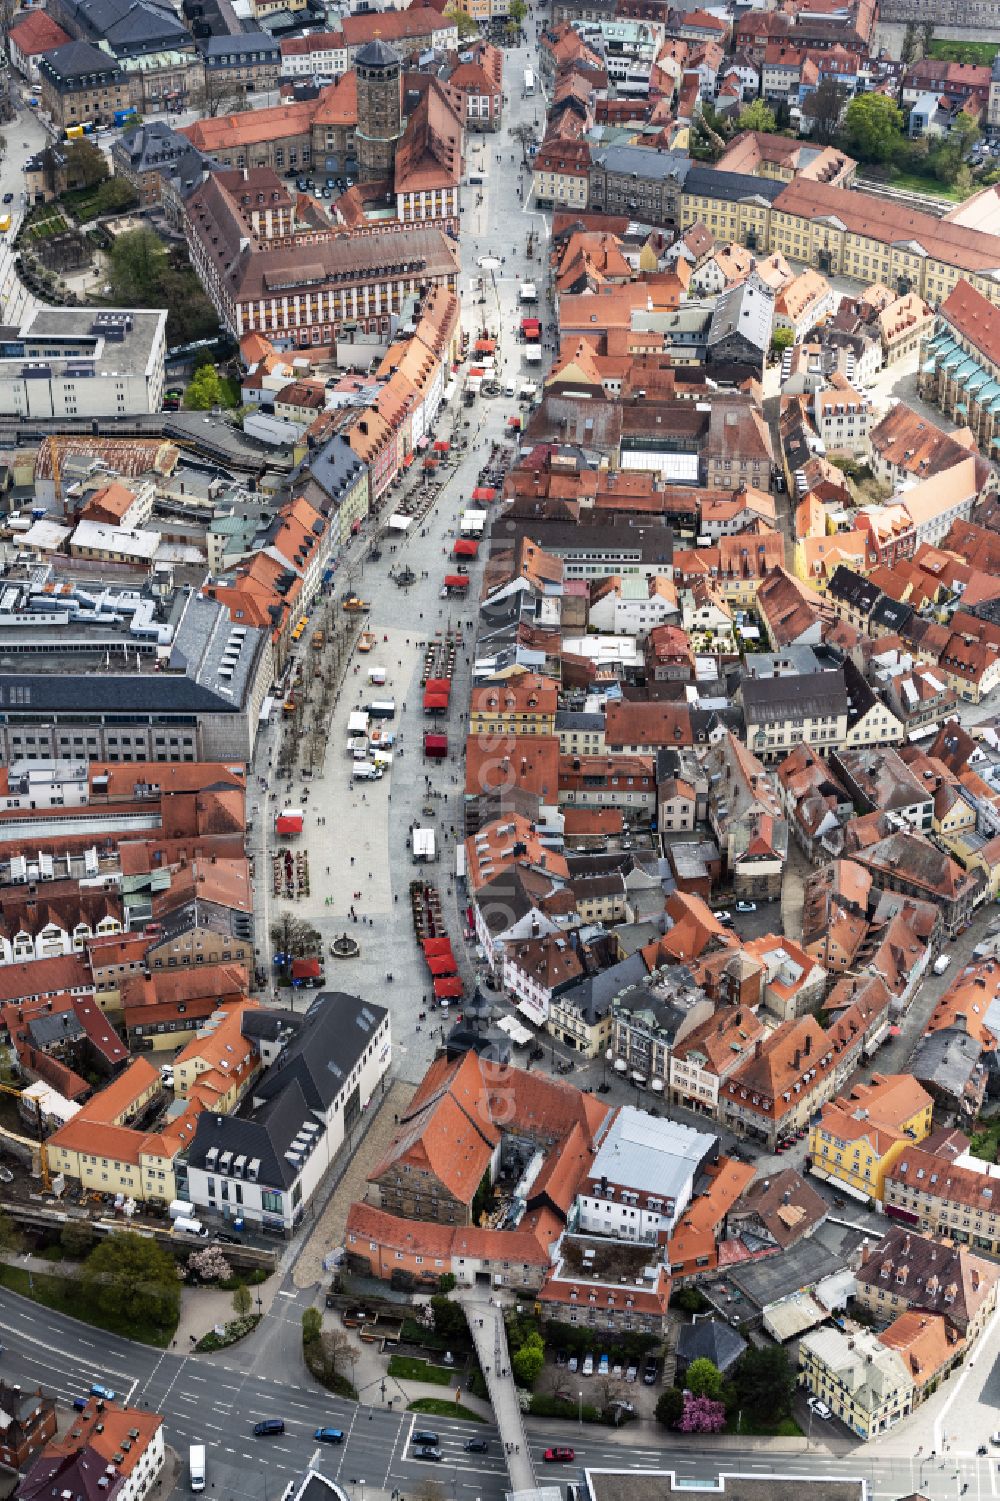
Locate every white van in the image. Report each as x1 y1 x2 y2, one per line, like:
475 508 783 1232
352 762 383 781
172 1217 209 1239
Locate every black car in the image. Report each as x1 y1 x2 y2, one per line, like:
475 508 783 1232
412 1431 439 1447
464 1439 489 1454
253 1419 285 1437
216 1231 242 1244
1 193 12 204
642 1356 659 1385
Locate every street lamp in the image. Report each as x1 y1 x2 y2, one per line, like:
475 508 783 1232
578 1390 583 1429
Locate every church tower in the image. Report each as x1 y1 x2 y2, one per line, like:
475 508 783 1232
355 38 403 182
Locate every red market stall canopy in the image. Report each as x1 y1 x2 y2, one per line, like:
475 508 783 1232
423 691 450 712
424 732 448 756
427 952 458 977
471 487 497 502
423 457 438 470
275 812 303 835
425 678 452 695
433 976 464 1000
433 440 450 453
402 453 415 467
453 538 479 558
422 937 453 957
291 957 322 980
474 339 496 354
444 574 469 590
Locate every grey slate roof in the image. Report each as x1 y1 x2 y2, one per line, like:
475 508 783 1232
911 1024 983 1106
708 280 773 354
740 668 848 725
676 1318 747 1373
38 39 122 82
592 144 692 184
683 165 786 205
186 993 388 1190
204 30 280 59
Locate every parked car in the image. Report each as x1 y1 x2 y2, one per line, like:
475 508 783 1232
932 954 952 975
581 1353 594 1377
314 1429 344 1444
642 1356 659 1385
464 1439 489 1454
412 1432 440 1447
807 1397 832 1420
598 1353 610 1376
611 1361 623 1380
714 910 733 925
215 1231 241 1244
90 1384 116 1402
567 1354 578 1373
735 901 756 913
625 1364 638 1384
544 1448 575 1463
1 193 12 205
415 1448 443 1462
555 1349 567 1366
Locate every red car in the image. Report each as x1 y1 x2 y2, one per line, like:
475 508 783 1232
544 1448 575 1463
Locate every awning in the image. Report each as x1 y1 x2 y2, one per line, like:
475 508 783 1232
517 996 547 1027
631 1071 646 1085
453 539 479 557
474 339 496 354
275 813 303 835
422 937 453 957
423 457 438 470
427 952 458 976
425 678 451 695
403 453 415 467
497 1014 534 1046
387 514 412 531
433 975 464 1000
444 574 469 589
614 1059 627 1074
417 435 430 450
605 1048 614 1062
650 1077 664 1092
434 440 450 453
472 486 497 502
423 732 448 754
423 692 450 710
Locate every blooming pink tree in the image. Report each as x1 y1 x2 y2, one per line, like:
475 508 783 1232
677 1394 726 1433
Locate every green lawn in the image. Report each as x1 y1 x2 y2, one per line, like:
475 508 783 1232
28 215 68 240
407 1397 485 1421
882 172 971 204
0 1262 176 1347
728 1412 803 1437
388 1354 455 1386
927 38 1000 65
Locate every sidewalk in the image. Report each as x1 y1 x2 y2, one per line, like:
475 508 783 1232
322 1306 494 1423
173 1275 280 1349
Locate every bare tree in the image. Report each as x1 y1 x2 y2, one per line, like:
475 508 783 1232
187 72 249 119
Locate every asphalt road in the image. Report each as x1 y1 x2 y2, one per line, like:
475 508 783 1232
4 1287 1000 1501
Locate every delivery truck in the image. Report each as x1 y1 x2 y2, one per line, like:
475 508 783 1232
189 1446 206 1493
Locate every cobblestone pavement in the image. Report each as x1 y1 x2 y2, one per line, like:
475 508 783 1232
292 1078 415 1289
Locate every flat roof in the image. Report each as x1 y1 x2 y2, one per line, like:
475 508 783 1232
587 1472 866 1501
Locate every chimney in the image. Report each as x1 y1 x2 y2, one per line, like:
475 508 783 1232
804 1033 812 1056
860 1238 871 1266
754 1038 763 1059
